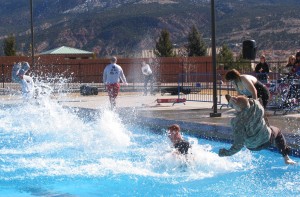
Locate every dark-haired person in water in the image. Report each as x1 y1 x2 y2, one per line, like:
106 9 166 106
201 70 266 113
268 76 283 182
167 124 191 155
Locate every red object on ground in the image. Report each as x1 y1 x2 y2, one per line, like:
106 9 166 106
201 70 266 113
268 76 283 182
156 98 186 105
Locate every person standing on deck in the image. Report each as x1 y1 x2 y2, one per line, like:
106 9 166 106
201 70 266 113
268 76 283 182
255 55 270 84
103 56 128 110
141 61 154 96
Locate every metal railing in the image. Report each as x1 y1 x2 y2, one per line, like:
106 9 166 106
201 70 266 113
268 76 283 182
2 60 297 112
177 73 237 107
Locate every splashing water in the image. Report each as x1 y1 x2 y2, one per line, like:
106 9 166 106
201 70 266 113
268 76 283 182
0 90 299 196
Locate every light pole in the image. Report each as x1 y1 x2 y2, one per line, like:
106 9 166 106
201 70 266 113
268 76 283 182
209 0 221 117
30 0 35 66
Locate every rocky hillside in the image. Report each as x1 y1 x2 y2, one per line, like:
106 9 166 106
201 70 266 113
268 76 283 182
0 0 300 57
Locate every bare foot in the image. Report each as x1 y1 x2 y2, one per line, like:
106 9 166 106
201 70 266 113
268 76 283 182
284 155 297 165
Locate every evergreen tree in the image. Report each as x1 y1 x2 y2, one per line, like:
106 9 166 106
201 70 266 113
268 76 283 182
3 34 16 56
234 53 252 73
217 44 234 69
154 29 174 57
187 25 207 57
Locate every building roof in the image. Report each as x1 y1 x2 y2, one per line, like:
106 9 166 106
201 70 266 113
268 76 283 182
40 46 93 55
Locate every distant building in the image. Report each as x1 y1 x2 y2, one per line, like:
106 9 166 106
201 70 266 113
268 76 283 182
39 46 94 60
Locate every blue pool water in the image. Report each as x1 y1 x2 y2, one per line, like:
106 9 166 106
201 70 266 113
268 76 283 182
0 99 299 197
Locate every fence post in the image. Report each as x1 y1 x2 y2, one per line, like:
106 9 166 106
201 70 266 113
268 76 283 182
178 74 181 99
2 64 4 90
218 73 222 105
79 63 82 83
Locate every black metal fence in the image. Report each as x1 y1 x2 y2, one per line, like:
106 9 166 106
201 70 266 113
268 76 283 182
176 70 300 113
177 73 237 107
0 61 292 107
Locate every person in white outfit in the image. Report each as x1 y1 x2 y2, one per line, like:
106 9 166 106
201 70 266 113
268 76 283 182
11 61 34 100
103 56 128 109
141 61 154 95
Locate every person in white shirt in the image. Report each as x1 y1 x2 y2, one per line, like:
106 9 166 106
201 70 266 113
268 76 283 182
11 61 34 100
141 61 154 95
103 56 128 109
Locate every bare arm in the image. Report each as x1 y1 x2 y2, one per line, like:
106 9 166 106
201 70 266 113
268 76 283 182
240 76 257 99
119 69 128 84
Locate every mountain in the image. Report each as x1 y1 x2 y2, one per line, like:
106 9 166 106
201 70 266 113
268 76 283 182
0 0 300 57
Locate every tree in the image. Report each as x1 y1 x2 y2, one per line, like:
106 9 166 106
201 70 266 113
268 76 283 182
154 29 174 57
217 44 234 70
187 25 207 57
234 53 252 73
3 34 16 56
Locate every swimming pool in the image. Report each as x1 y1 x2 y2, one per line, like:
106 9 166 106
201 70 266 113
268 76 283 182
0 100 299 196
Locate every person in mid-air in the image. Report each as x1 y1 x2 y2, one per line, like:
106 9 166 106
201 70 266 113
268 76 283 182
219 94 296 165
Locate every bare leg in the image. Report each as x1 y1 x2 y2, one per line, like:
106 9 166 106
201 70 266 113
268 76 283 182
270 126 296 165
110 97 116 110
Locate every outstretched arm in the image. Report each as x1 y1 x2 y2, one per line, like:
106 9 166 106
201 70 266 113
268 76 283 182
219 143 243 157
219 127 244 157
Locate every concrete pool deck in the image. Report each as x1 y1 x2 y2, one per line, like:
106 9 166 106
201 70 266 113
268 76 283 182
1 92 300 155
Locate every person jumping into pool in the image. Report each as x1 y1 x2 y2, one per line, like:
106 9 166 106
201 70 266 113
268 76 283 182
103 56 128 110
218 94 296 165
167 124 191 155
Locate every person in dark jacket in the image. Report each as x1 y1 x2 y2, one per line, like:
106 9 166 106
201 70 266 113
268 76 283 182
219 94 296 165
255 55 270 84
293 52 300 75
295 51 300 65
285 55 296 74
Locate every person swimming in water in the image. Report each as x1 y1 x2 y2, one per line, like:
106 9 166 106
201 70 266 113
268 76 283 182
167 124 191 155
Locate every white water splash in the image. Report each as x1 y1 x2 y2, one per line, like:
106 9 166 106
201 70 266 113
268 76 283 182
0 92 253 183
